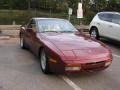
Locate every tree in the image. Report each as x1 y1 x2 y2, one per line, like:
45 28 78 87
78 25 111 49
26 0 31 10
92 0 107 12
106 0 120 12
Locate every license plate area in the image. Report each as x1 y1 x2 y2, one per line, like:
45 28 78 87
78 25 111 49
83 61 105 70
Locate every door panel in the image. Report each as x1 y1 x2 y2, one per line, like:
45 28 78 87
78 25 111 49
98 20 111 37
110 14 120 41
97 13 113 38
29 23 42 56
25 19 43 55
108 23 120 41
24 28 31 48
31 33 41 55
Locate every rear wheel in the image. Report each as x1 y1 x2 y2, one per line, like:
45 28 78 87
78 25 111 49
39 49 50 74
90 28 100 40
20 37 27 49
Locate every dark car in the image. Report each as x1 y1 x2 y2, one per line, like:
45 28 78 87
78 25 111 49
20 18 112 74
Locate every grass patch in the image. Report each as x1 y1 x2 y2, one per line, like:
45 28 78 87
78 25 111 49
0 10 90 25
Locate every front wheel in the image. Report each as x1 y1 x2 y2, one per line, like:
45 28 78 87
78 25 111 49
39 49 50 74
20 37 26 49
90 28 100 40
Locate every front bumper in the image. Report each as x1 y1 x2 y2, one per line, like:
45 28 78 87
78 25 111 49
54 60 112 74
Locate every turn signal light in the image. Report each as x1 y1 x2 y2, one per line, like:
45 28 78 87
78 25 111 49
105 61 112 67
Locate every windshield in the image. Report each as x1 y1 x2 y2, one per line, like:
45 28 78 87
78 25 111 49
37 19 77 32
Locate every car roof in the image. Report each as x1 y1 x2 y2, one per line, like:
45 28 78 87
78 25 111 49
33 18 66 21
98 12 120 15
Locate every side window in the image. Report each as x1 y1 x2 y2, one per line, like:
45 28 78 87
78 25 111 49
27 20 32 28
98 13 112 22
104 14 112 22
27 19 37 32
27 19 35 28
112 14 120 24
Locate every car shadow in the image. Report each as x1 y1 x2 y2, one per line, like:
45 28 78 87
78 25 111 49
100 38 120 48
60 70 109 80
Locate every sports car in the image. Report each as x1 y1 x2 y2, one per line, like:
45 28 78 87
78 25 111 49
20 18 112 74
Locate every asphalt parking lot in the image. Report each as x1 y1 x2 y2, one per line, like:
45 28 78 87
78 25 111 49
0 37 120 90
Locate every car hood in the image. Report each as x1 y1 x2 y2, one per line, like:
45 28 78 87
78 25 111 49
40 32 111 62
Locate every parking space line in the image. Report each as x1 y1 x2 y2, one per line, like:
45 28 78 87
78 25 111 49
113 54 120 58
59 75 82 90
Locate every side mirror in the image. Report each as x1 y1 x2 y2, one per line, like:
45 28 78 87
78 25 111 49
21 26 25 30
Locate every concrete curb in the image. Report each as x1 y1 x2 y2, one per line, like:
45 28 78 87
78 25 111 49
0 25 89 38
0 36 10 40
0 25 21 30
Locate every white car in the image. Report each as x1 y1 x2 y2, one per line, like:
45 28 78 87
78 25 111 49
89 12 120 41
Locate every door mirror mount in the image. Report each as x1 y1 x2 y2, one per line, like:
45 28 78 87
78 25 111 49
27 28 32 32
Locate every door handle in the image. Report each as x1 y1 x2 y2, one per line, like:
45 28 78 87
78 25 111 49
109 25 113 27
97 23 100 25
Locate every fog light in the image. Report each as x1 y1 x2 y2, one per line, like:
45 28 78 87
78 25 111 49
65 66 81 71
105 61 112 66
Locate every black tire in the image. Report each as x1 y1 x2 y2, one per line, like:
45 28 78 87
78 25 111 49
20 37 27 49
90 27 100 40
39 49 50 74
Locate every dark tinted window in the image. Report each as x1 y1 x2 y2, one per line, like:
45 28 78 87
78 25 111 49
98 13 113 22
112 14 120 24
27 19 36 28
27 19 37 32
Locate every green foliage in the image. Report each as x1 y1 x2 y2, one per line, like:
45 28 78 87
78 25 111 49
0 0 120 25
106 0 120 12
94 0 107 12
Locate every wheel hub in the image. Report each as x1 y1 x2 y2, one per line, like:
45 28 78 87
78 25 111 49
41 51 46 70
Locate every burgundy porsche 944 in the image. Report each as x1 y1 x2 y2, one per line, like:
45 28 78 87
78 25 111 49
20 18 112 74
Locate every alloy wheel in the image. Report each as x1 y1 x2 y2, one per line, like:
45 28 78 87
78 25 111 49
40 50 47 71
